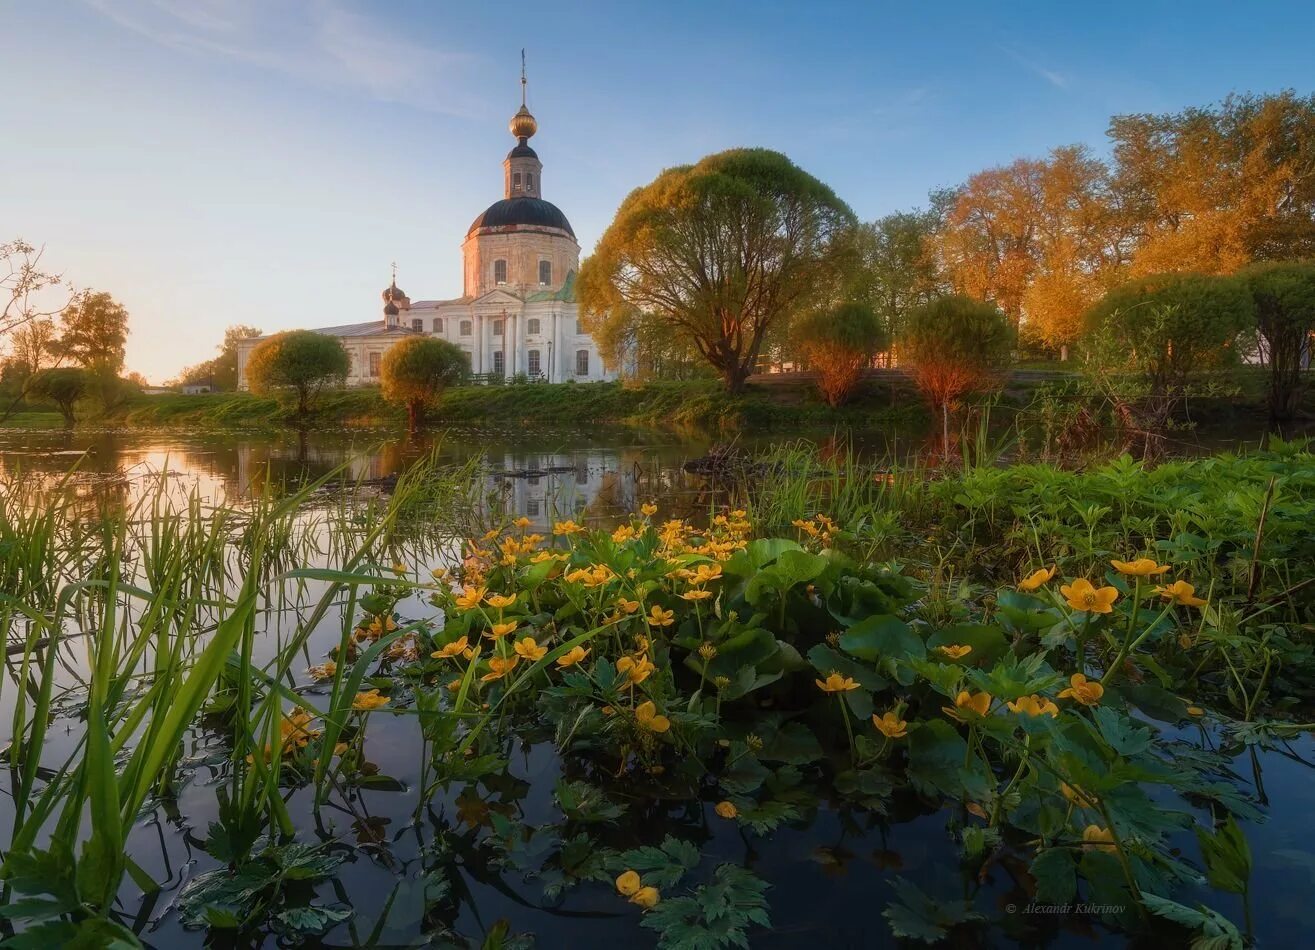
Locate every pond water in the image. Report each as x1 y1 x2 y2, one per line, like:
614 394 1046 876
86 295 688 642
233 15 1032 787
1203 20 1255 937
2 424 1313 948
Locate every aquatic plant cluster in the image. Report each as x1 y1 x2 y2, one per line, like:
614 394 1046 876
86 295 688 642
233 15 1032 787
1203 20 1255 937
1 443 1313 946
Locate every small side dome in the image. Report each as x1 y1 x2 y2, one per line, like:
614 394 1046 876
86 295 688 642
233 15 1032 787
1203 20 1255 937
382 281 410 310
509 105 537 140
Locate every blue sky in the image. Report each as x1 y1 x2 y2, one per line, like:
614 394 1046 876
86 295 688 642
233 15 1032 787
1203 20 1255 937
5 0 1314 381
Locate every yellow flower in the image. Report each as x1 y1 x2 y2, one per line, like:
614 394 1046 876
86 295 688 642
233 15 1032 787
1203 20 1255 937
815 672 860 693
1082 824 1117 852
431 636 469 659
1059 578 1119 614
698 642 718 660
640 502 658 517
485 592 518 610
513 636 548 662
1060 782 1095 807
615 870 641 896
454 586 487 610
391 562 408 575
352 689 389 711
872 711 908 739
307 660 337 681
1155 580 1208 607
1186 705 1205 717
616 597 640 614
446 678 462 692
647 605 675 627
942 690 992 721
1018 565 1057 592
513 516 532 529
1006 694 1060 717
714 800 738 819
485 621 519 641
1110 557 1171 577
617 654 655 685
612 524 637 543
480 655 520 682
553 520 584 536
936 644 972 660
681 589 713 601
556 645 591 668
430 567 448 581
279 708 320 752
1058 673 1104 706
630 886 660 910
635 700 671 733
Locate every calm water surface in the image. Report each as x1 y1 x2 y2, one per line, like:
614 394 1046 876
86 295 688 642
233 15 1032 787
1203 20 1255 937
1 424 1312 948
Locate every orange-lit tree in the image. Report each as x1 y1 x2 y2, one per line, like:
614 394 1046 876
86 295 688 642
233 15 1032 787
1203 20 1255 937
380 336 468 432
793 303 887 407
901 295 1014 415
245 330 349 415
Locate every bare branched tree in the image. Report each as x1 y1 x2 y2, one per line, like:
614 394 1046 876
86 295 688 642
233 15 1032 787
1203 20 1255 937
2 238 71 340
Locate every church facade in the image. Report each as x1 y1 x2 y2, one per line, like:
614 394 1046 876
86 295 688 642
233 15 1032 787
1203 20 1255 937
237 73 612 390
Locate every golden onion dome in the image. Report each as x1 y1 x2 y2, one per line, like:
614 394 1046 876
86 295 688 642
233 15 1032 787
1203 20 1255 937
509 104 537 140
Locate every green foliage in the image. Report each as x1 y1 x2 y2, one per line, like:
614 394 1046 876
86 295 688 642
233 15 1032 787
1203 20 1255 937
639 864 770 950
793 302 889 406
244 329 350 413
379 335 468 430
55 290 128 376
901 294 1015 409
24 366 88 426
1237 261 1315 419
580 147 856 392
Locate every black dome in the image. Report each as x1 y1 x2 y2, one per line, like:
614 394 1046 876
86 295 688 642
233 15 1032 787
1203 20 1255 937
468 197 575 238
508 143 539 159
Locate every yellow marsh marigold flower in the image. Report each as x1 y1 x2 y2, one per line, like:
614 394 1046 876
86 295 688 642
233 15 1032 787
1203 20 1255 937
698 642 718 660
1061 782 1095 808
454 586 487 610
815 672 860 693
1187 705 1205 717
432 636 469 659
1060 578 1119 614
1006 694 1059 717
681 589 713 601
615 870 642 896
352 690 389 712
430 567 448 580
630 886 660 910
617 654 655 685
307 660 337 681
1082 824 1117 852
280 708 320 752
485 592 518 610
640 502 658 517
446 678 462 692
1058 673 1104 706
943 690 992 721
612 524 637 543
872 711 909 739
391 562 408 575
616 597 640 614
1155 580 1208 607
936 644 972 660
513 636 548 662
556 645 590 668
529 550 564 564
714 800 738 819
513 516 532 529
485 621 519 641
553 520 584 536
635 700 671 733
481 655 520 683
1110 557 1171 577
647 605 675 627
1018 565 1058 592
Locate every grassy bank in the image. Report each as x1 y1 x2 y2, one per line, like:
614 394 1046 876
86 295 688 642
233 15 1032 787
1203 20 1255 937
62 377 933 433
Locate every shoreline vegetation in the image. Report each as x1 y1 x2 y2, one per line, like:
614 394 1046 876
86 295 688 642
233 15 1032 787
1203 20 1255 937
1 369 1303 436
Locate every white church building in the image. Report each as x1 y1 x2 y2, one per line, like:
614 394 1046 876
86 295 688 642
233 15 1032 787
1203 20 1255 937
238 69 612 389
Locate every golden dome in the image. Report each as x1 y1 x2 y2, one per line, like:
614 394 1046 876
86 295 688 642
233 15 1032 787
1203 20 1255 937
509 104 537 140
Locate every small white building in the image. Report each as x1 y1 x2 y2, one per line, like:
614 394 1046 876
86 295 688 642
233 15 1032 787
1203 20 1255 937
237 68 612 390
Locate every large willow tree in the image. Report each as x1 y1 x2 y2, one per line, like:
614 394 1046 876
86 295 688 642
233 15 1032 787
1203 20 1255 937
579 148 855 393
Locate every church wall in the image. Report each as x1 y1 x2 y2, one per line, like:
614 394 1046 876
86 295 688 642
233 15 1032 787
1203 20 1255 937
462 229 579 298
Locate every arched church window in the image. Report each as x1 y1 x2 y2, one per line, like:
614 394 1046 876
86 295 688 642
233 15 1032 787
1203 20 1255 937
527 349 541 376
494 260 507 284
460 320 472 336
526 173 534 191
526 318 540 335
513 172 522 191
575 349 589 376
539 260 551 285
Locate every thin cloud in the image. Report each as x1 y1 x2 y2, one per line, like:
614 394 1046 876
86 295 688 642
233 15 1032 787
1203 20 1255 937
82 0 483 115
998 44 1070 90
